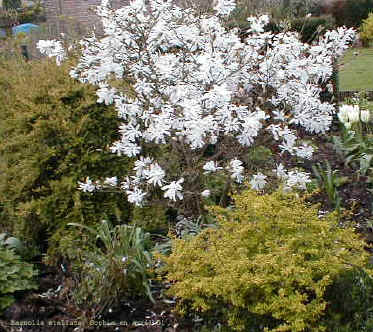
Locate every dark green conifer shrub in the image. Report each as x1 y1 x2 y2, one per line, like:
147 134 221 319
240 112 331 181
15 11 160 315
322 268 373 331
0 58 133 262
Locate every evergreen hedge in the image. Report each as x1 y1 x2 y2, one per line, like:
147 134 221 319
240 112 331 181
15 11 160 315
0 57 133 262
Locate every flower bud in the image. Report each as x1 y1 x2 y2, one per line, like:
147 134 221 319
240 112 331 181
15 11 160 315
361 109 370 123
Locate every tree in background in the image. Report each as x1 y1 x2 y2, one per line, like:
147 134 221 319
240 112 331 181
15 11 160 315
3 0 21 10
360 12 373 46
327 0 373 28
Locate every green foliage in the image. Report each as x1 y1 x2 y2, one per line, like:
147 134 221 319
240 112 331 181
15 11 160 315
132 204 168 234
0 58 133 261
68 221 155 318
360 12 373 47
159 190 373 332
312 162 346 211
332 130 373 178
323 268 373 331
245 145 274 171
291 16 336 43
0 246 38 313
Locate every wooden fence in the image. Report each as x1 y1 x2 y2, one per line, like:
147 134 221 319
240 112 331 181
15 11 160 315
338 91 373 101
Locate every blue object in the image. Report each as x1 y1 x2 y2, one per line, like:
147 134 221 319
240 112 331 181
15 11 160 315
0 29 6 38
12 23 40 35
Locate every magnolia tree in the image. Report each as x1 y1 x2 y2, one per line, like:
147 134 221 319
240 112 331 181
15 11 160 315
38 0 355 217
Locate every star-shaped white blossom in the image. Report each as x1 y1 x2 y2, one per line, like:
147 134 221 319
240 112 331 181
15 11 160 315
229 159 244 183
78 177 97 192
104 177 118 186
162 178 184 201
203 161 223 174
126 187 147 206
201 189 211 198
144 163 165 187
249 173 267 191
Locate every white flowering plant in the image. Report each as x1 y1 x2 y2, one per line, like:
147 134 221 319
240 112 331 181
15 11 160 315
333 93 373 178
38 0 355 217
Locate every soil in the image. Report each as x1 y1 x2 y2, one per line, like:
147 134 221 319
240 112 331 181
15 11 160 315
0 262 192 332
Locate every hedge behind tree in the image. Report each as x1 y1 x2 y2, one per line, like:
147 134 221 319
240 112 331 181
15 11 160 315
291 15 336 43
0 57 133 262
328 0 373 28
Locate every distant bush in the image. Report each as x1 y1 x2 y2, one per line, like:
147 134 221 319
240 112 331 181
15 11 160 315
360 12 373 47
0 58 133 262
159 190 373 332
329 0 373 28
291 15 336 43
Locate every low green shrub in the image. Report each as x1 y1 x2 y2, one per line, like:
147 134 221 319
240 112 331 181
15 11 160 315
68 221 155 319
0 246 38 313
0 58 133 262
159 190 373 332
322 268 373 331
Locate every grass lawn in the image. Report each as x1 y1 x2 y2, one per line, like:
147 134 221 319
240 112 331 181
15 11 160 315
338 47 373 91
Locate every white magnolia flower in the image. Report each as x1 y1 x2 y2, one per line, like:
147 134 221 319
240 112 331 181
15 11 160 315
78 177 96 192
40 0 356 206
162 178 184 201
247 15 269 33
110 141 141 157
250 173 267 191
144 163 165 187
214 0 236 17
295 144 314 160
275 163 287 179
126 187 147 206
134 156 153 177
96 84 117 105
104 176 118 186
201 189 211 198
203 161 222 174
285 170 311 190
229 159 244 183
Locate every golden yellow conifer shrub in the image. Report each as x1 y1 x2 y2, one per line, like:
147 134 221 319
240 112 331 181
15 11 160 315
159 190 373 332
